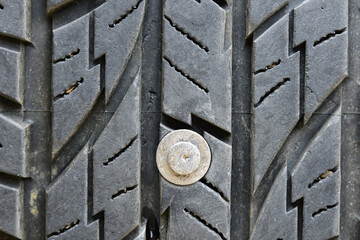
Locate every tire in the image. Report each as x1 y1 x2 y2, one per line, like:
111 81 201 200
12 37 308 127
0 0 358 239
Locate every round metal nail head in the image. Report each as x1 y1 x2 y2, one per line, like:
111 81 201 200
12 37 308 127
156 129 211 185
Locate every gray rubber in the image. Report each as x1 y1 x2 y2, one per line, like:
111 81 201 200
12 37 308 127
48 1 144 239
249 0 348 239
0 0 31 239
160 0 232 239
0 0 358 239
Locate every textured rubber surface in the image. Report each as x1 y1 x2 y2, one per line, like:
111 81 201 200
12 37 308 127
0 0 31 239
160 0 232 239
249 0 348 239
0 0 358 239
48 1 144 239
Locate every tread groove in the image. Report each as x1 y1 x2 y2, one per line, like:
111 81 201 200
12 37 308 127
161 113 231 144
211 0 227 9
0 230 20 240
0 94 22 109
122 225 141 240
250 3 288 39
191 114 231 144
161 113 195 131
287 176 304 240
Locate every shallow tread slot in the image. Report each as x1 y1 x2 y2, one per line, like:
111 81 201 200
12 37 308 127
103 135 138 166
312 202 339 218
109 0 143 28
308 166 339 188
254 59 281 75
313 28 346 47
184 208 227 240
47 219 80 238
254 78 290 108
111 185 138 199
53 77 84 101
53 49 80 64
199 178 229 203
163 56 209 93
164 15 209 53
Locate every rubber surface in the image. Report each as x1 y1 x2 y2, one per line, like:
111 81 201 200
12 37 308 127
0 0 358 239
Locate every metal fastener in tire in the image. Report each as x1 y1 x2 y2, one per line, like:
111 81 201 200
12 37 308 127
156 129 211 185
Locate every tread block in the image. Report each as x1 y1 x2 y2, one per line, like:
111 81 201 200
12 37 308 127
0 47 23 103
293 0 347 46
293 0 348 121
164 0 226 52
92 75 140 239
52 14 101 156
167 207 223 240
0 183 22 239
0 0 30 40
203 132 231 201
292 112 341 239
0 114 30 177
94 0 145 102
250 166 297 239
252 15 300 191
247 0 288 36
46 144 98 237
162 59 212 125
162 0 232 132
103 189 140 240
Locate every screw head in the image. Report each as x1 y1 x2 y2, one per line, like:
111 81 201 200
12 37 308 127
168 141 201 175
156 129 211 185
